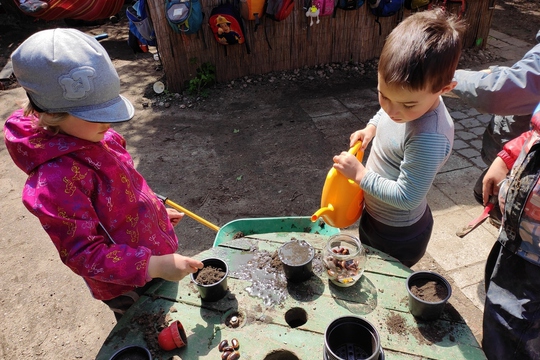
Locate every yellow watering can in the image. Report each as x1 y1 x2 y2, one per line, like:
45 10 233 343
311 142 364 228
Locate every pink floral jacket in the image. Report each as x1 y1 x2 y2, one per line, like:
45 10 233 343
4 109 178 300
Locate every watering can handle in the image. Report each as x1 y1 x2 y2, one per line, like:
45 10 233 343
349 141 364 162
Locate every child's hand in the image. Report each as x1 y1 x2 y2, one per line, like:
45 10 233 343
482 156 509 206
166 208 184 227
147 254 204 282
332 152 367 185
350 124 376 151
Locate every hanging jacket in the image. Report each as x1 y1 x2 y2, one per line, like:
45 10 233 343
3 110 178 300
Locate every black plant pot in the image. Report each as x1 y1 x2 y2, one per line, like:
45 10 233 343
324 316 382 360
278 239 315 283
191 258 229 302
109 345 152 360
406 271 452 321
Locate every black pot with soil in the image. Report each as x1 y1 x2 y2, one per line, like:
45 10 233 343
191 258 229 302
406 271 452 321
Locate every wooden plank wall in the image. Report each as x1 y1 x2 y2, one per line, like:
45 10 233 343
147 0 493 92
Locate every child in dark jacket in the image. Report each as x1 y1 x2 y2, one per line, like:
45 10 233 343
3 28 203 319
478 103 540 360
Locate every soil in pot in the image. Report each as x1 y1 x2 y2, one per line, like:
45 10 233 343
194 266 226 285
410 279 449 302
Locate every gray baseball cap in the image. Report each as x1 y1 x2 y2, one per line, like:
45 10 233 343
11 28 134 123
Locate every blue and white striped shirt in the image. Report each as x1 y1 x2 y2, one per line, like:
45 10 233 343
361 98 454 226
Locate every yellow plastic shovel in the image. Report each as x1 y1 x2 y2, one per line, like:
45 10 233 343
156 194 220 232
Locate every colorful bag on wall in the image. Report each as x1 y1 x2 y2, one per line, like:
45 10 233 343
165 0 204 35
266 0 294 21
126 0 157 46
335 0 365 11
209 3 246 45
428 0 466 19
240 0 266 25
368 0 404 17
312 0 334 16
368 0 404 35
404 0 430 9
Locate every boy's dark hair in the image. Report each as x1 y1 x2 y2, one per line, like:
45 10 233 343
378 8 465 93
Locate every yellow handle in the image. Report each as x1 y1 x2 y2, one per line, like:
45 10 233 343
163 198 220 232
349 141 363 162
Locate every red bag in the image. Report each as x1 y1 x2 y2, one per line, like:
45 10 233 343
266 0 294 21
209 3 246 45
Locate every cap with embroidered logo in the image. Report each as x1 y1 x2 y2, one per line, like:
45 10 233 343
11 28 134 123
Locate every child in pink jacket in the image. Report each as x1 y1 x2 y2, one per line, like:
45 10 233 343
3 28 203 320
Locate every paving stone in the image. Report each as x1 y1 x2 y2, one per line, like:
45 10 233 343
298 97 348 117
460 118 482 128
477 114 493 124
453 139 468 150
466 108 481 116
470 127 486 136
461 282 486 312
456 130 478 140
488 29 512 41
339 88 379 110
471 139 483 150
429 209 495 271
471 156 487 168
450 111 468 119
439 151 472 172
486 38 508 49
457 148 481 159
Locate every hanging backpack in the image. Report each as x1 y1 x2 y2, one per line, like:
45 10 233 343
335 0 364 11
240 0 266 29
165 0 204 35
266 0 294 21
369 0 404 17
428 0 466 19
312 0 334 16
209 2 246 45
404 0 430 10
368 0 404 35
126 0 157 52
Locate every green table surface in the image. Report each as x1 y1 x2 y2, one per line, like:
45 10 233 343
96 232 487 360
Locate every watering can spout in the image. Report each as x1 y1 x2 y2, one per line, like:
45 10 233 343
311 204 334 222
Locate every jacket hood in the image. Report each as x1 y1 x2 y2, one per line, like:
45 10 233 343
4 109 94 175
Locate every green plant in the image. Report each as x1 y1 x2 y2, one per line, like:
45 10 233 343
188 62 216 97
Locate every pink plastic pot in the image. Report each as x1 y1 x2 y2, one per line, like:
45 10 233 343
158 320 187 351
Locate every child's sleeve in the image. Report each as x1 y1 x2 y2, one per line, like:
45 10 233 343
368 108 384 127
360 133 450 210
497 130 533 170
452 42 540 116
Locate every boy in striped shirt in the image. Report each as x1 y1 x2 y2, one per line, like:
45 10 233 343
332 9 465 267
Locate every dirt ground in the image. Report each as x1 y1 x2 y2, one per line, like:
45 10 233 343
0 1 539 359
